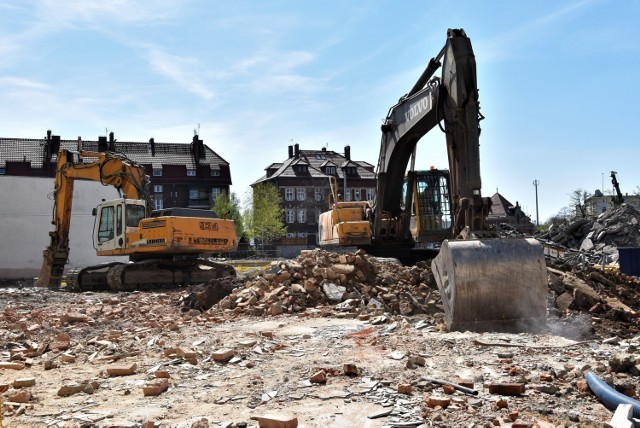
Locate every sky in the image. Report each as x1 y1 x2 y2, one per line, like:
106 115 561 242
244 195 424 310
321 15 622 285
1 0 639 223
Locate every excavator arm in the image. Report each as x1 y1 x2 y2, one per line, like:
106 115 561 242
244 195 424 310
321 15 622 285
36 149 151 287
374 28 489 241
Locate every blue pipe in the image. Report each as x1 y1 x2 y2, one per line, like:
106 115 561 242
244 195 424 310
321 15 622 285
585 371 640 418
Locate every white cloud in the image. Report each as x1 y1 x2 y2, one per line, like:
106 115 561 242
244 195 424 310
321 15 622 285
34 0 185 27
0 76 49 90
146 47 215 101
477 0 603 61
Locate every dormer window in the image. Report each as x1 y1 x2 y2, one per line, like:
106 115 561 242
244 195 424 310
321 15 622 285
345 166 357 176
294 164 308 174
211 169 220 177
153 168 163 177
325 166 336 175
187 169 196 176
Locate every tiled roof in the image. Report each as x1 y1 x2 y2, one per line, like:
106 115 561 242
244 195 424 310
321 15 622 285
489 192 514 217
0 136 229 169
252 148 376 185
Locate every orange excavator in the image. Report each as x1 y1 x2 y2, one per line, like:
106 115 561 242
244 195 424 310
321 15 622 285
36 148 237 291
319 29 548 332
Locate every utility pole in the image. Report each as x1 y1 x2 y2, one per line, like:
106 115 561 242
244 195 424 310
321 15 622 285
533 179 540 227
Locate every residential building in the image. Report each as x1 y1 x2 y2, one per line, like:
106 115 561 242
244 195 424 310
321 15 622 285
487 192 536 234
586 190 640 217
252 144 376 246
0 130 232 210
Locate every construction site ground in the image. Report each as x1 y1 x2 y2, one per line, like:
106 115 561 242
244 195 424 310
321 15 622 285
1 249 639 428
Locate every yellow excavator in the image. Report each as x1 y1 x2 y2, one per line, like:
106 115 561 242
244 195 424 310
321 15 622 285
319 29 548 332
36 148 237 291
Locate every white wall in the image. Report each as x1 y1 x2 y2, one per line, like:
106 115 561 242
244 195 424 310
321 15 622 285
0 176 127 279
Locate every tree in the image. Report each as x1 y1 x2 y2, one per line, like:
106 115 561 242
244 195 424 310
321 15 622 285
568 188 593 219
243 182 286 248
212 191 245 241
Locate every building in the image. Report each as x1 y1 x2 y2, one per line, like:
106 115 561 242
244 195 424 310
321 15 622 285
0 130 232 279
487 192 536 234
586 190 640 217
252 144 376 246
0 130 232 210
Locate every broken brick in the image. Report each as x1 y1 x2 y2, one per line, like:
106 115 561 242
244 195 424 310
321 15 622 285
107 362 137 377
488 383 525 395
211 348 234 361
12 377 36 388
7 389 31 403
310 370 327 384
425 396 450 408
250 413 298 428
143 379 169 396
0 362 25 370
398 383 412 394
343 363 358 376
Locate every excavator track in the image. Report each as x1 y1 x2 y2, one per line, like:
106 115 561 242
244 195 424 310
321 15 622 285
67 259 235 292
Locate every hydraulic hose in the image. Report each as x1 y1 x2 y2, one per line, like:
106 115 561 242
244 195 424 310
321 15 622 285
585 371 640 418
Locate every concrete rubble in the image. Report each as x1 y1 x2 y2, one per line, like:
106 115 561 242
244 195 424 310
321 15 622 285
0 241 639 426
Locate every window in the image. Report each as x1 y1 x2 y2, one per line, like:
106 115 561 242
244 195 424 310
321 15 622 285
286 232 297 238
187 169 196 176
153 185 163 193
286 209 295 223
297 188 306 201
211 187 221 201
98 206 114 243
297 232 307 238
367 188 375 200
345 191 351 201
189 189 199 199
126 204 146 227
315 188 322 201
354 189 361 201
154 199 164 210
298 209 306 223
0 167 5 175
294 165 308 174
153 168 162 177
325 166 336 175
285 188 294 201
116 204 123 236
211 169 220 176
345 166 357 176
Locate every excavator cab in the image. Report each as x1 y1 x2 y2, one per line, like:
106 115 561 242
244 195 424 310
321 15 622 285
92 199 146 252
409 169 453 244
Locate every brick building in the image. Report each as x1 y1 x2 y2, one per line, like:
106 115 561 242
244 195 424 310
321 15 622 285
0 130 232 210
252 144 376 245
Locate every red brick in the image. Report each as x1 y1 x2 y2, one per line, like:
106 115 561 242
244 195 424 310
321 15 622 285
250 414 298 428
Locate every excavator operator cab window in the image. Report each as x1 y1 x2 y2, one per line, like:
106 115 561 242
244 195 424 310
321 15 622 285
98 206 115 243
125 204 146 228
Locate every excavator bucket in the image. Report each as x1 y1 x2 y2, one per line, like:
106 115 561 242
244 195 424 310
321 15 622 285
431 238 548 332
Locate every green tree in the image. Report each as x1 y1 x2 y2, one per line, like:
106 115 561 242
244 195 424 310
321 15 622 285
243 182 286 248
212 191 245 240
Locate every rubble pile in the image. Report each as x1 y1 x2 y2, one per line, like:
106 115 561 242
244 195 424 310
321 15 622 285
539 204 640 265
184 249 441 319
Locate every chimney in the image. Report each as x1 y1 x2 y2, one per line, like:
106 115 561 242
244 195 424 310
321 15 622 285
108 132 116 151
288 145 294 158
321 146 326 152
192 134 205 164
98 136 108 152
149 138 155 156
77 136 82 152
51 135 60 154
294 143 299 158
344 145 351 160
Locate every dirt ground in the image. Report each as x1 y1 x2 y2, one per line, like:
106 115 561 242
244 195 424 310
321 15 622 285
0 280 623 428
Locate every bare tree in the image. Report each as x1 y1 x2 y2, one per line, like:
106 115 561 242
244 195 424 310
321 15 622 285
569 188 593 219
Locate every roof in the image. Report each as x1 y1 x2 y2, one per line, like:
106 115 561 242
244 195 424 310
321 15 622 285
489 192 514 217
0 135 230 169
252 148 376 185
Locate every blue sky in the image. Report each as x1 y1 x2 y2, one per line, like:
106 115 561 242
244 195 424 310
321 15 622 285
1 0 638 223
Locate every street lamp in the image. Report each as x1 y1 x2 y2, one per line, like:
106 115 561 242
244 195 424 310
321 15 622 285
533 180 540 227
